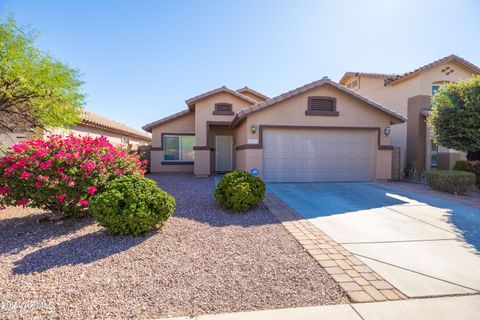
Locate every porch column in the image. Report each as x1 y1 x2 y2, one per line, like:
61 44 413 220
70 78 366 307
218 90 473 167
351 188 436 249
406 95 430 173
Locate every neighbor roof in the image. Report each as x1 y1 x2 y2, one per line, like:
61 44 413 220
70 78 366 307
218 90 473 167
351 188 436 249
236 86 270 101
384 54 480 85
339 72 397 85
142 109 191 133
231 77 407 127
185 86 257 109
81 111 151 141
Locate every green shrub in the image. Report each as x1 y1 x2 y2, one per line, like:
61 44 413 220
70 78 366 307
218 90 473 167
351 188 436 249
452 160 469 172
214 170 265 212
90 175 175 236
425 170 475 194
453 160 480 187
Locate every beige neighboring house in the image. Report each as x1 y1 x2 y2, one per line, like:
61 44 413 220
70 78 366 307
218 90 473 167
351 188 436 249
51 111 151 149
1 111 151 150
143 80 405 182
339 54 480 174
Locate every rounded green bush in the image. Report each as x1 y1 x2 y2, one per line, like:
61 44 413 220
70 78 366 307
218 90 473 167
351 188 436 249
425 170 475 195
453 160 480 187
90 175 175 236
214 170 265 212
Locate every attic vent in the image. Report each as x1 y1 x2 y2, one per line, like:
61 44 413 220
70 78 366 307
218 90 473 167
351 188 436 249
213 103 234 115
310 97 334 111
306 96 339 116
216 103 231 112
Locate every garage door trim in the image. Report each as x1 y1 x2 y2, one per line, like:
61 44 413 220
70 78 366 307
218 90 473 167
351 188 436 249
235 125 384 151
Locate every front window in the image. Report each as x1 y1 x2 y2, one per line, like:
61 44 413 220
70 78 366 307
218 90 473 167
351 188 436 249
432 85 441 96
164 135 195 162
121 136 130 144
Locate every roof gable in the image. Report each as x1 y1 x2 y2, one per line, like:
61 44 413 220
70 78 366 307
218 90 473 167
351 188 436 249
339 55 480 87
384 54 480 86
339 72 397 85
236 87 269 101
232 77 406 127
142 109 191 132
185 86 257 109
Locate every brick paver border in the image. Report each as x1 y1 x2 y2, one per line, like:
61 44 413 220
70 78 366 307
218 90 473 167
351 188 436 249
264 193 407 303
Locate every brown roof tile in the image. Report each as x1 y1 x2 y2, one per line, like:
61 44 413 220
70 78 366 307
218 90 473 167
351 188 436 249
81 111 151 141
236 86 270 101
185 86 257 108
339 72 397 85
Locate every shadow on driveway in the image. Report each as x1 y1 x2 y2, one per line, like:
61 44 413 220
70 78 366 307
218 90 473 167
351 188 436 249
267 182 480 252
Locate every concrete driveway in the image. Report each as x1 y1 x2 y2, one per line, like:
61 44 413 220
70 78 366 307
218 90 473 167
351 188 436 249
267 182 480 298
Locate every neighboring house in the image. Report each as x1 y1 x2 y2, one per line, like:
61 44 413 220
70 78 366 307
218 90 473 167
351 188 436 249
143 79 405 182
339 54 480 174
52 111 151 149
1 110 151 150
0 130 35 149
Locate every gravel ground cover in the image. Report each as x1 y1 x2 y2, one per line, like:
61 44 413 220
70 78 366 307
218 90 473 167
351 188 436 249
0 173 347 319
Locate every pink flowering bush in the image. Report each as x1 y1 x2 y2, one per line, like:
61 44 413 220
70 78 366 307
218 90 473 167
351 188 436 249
0 135 146 217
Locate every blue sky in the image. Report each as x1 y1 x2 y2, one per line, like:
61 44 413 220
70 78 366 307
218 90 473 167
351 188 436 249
1 0 479 131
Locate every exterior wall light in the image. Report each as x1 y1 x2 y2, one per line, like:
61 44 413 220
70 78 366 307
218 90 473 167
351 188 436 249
251 124 257 134
384 127 391 136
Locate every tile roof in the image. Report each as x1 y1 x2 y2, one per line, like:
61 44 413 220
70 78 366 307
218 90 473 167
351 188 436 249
236 86 270 101
384 54 480 85
142 109 191 132
339 72 397 85
81 111 151 141
231 77 406 127
185 86 257 108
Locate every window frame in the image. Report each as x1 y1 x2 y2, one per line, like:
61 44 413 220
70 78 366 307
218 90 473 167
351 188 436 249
305 96 339 116
121 136 130 144
162 134 195 163
432 85 441 96
212 103 235 115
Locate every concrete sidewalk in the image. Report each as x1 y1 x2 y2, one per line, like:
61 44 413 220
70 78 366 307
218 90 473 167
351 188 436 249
164 295 480 320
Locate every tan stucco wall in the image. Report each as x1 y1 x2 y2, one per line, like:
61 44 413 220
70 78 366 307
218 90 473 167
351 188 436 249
193 92 253 147
0 132 32 149
376 150 393 180
349 61 478 172
192 92 254 176
150 111 195 173
239 84 399 180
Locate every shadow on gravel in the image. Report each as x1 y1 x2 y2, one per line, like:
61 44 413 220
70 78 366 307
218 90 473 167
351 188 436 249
0 213 91 256
12 230 147 275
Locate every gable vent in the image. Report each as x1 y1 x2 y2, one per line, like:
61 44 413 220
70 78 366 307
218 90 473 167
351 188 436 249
216 103 232 112
309 98 335 112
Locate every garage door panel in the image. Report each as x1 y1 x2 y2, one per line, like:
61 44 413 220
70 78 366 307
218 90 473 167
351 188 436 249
263 129 374 182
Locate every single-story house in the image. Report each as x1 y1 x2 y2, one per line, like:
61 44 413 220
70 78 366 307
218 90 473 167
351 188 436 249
52 111 151 149
1 110 151 150
143 78 405 182
339 54 480 174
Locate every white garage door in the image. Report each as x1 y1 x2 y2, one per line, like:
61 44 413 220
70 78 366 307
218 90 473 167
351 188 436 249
263 129 374 182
